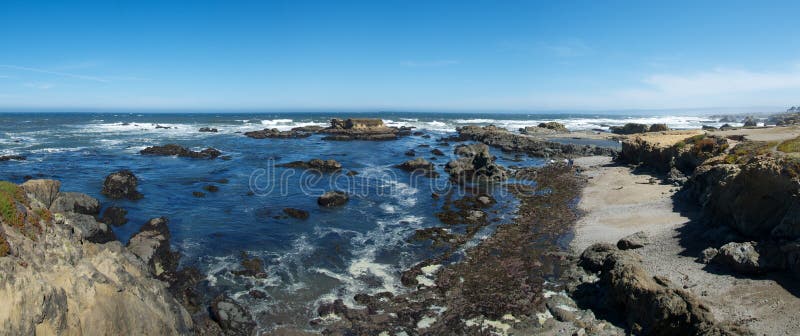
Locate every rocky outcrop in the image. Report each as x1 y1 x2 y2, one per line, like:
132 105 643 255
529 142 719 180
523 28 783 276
0 155 26 161
63 212 116 243
277 158 342 172
0 181 194 335
396 158 439 177
649 123 669 132
101 170 143 200
283 208 309 220
318 191 349 207
209 295 256 336
445 143 507 183
244 128 313 139
199 127 218 132
618 133 728 174
457 125 616 158
140 144 222 159
538 121 568 132
319 118 410 141
20 179 61 208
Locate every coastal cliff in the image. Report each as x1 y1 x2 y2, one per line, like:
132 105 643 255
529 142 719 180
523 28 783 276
0 180 196 335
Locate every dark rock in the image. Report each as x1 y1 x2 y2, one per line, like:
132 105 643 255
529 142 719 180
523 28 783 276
232 252 268 278
101 170 143 200
278 159 342 172
319 118 406 141
50 192 100 215
209 295 256 336
579 243 617 272
457 125 615 158
193 191 206 198
203 185 219 193
609 123 649 134
155 124 172 129
244 128 313 139
100 206 128 226
538 121 569 132
617 231 649 250
431 148 445 156
712 242 762 274
346 170 358 176
318 191 349 207
404 149 416 156
396 158 439 178
249 290 268 299
283 208 309 220
127 217 180 276
199 127 218 132
648 123 669 132
445 143 507 183
140 144 221 159
701 125 718 131
63 212 117 244
743 117 757 127
0 155 25 161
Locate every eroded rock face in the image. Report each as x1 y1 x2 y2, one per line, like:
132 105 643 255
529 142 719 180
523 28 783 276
126 217 180 277
317 191 349 207
445 143 507 183
20 179 61 208
0 183 193 335
140 144 221 159
63 212 116 243
101 170 143 200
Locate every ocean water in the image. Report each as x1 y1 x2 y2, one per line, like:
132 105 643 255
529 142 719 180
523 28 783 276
0 112 733 331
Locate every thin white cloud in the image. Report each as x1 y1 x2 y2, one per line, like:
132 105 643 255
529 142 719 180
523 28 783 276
400 60 460 67
0 64 110 82
23 82 55 90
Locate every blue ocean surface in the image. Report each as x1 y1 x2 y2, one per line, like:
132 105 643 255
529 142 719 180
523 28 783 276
0 112 728 330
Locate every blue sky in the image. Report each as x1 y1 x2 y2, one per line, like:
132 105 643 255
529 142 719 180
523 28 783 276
1 0 799 112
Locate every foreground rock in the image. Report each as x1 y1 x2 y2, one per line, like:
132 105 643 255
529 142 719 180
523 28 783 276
20 179 62 208
101 170 143 200
210 295 257 336
457 125 616 158
64 212 117 243
317 191 349 207
50 191 100 215
319 118 410 141
277 158 342 172
445 143 507 183
127 217 180 277
140 144 222 159
0 181 194 334
396 158 439 177
574 244 745 335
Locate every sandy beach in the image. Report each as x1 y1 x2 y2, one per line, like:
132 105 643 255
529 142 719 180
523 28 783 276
571 155 800 335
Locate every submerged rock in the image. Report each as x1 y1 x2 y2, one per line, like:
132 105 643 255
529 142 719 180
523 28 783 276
318 191 349 207
101 170 143 200
396 158 439 178
244 128 313 139
0 155 26 161
140 144 221 159
283 208 309 220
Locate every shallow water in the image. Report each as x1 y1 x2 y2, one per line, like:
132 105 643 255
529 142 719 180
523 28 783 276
0 111 732 331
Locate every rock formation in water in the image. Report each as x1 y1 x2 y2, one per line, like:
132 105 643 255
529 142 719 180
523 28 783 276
456 125 616 158
101 170 144 200
319 118 411 141
140 144 222 159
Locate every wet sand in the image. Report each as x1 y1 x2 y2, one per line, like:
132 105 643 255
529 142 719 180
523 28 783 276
570 155 800 335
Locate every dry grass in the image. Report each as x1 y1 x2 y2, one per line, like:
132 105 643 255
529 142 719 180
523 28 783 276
777 136 800 153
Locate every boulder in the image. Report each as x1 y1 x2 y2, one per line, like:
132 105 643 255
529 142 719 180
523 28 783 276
231 252 268 278
648 123 669 132
404 149 416 156
101 170 143 200
578 243 617 272
431 148 445 156
396 158 439 177
712 242 762 274
743 117 757 127
209 295 257 336
50 192 100 215
609 123 649 135
617 231 649 250
0 155 26 161
244 128 313 139
140 144 221 159
101 206 128 226
126 217 180 276
283 208 309 220
20 179 61 208
537 122 569 132
199 127 218 132
698 247 719 264
445 143 507 183
317 191 349 207
63 212 116 244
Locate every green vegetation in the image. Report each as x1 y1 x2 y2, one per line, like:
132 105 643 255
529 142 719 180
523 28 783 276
724 141 778 165
777 136 800 153
0 181 43 241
